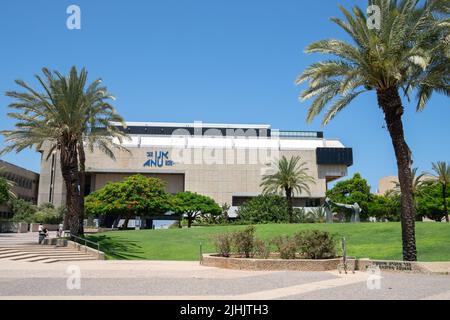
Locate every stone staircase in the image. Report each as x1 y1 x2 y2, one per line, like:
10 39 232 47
0 244 100 263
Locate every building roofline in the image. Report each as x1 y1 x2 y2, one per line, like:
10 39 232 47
0 159 39 176
113 121 272 130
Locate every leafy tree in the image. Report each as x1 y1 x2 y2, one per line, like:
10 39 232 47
1 67 127 236
416 182 450 222
0 167 16 204
0 177 11 206
85 175 172 229
429 162 450 222
34 203 65 225
297 0 449 261
367 193 401 222
9 198 37 223
261 156 315 223
172 192 221 228
326 173 373 220
237 194 289 224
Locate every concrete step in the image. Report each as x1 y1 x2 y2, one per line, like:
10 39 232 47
0 249 80 257
0 252 84 259
0 244 102 263
43 257 99 263
21 255 96 263
10 252 95 261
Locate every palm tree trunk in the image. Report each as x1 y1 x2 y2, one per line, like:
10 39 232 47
285 187 294 223
60 138 82 237
77 141 86 235
443 184 449 222
377 86 417 262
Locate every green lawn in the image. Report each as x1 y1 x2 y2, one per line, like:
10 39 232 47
87 222 450 262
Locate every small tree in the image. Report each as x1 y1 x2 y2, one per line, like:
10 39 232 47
0 177 11 206
429 162 450 222
85 175 172 228
34 203 65 225
237 194 289 224
9 198 37 223
326 173 373 220
172 192 221 228
0 168 15 205
261 156 315 223
416 182 450 222
367 193 401 222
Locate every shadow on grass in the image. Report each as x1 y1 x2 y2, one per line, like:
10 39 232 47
86 235 146 260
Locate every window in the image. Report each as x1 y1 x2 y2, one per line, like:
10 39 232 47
305 199 321 207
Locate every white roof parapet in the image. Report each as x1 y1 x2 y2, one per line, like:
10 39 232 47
116 136 346 150
113 121 271 130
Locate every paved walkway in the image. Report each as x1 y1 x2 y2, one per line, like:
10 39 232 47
1 232 449 300
0 260 449 300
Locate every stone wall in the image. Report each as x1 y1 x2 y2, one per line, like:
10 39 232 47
0 222 28 233
202 254 438 274
202 254 349 271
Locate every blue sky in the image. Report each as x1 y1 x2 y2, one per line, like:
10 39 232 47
0 0 449 192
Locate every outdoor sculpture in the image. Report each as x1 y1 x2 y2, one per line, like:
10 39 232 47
324 197 361 223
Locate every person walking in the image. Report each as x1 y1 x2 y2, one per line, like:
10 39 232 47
38 223 45 244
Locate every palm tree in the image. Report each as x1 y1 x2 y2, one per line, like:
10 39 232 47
393 168 426 197
296 0 449 261
1 67 128 236
429 162 450 222
261 155 315 223
76 77 129 234
0 167 16 200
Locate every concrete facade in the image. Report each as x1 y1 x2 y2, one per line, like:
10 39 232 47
377 176 399 195
0 160 40 218
37 122 353 213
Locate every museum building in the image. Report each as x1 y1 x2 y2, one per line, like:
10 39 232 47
37 122 353 217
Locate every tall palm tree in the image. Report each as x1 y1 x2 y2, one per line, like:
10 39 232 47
296 0 449 261
1 67 128 236
429 162 450 222
261 155 315 223
76 78 129 235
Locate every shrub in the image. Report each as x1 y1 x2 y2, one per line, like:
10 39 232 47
237 195 289 223
168 221 181 229
293 208 307 223
9 198 37 223
295 230 337 259
305 207 326 223
270 236 298 259
253 239 270 259
233 226 256 258
214 233 233 257
0 176 11 205
33 204 65 224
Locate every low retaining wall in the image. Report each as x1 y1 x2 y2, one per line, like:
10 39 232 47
202 254 353 272
0 222 28 233
202 254 446 274
66 240 106 260
41 238 105 260
29 224 59 232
